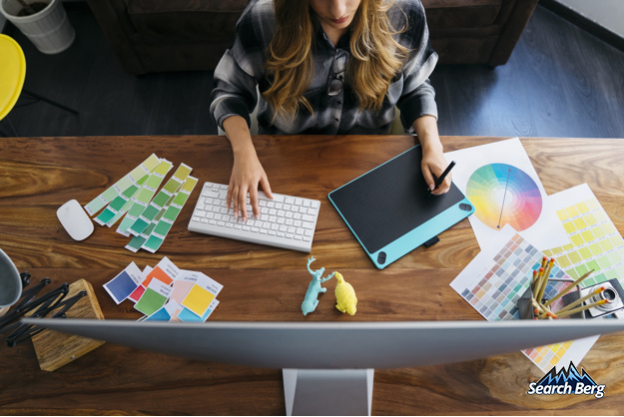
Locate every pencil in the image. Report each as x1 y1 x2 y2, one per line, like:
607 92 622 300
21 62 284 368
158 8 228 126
556 299 609 318
534 267 546 302
555 287 605 314
543 269 594 307
537 258 555 304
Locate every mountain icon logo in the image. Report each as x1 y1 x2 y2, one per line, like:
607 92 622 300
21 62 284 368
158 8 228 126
527 362 605 399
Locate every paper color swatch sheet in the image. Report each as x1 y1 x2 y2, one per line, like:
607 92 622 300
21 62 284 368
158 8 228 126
543 183 624 288
444 138 569 252
451 226 598 373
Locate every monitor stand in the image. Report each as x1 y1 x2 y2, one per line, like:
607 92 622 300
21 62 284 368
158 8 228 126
283 369 374 416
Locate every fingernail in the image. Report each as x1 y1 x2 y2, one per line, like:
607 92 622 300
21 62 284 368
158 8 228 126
429 184 435 191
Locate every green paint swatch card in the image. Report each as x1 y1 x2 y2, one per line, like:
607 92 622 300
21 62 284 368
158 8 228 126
84 154 159 216
134 279 172 316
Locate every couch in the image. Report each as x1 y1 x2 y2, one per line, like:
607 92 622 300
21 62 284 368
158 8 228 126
86 0 540 75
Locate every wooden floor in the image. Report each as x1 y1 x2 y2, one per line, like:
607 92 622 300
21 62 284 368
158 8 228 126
1 2 623 138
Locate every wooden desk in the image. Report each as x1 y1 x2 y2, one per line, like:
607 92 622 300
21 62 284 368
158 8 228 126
1 135 623 415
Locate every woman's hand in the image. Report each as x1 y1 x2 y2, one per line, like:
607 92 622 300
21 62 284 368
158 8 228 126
421 142 451 195
227 148 273 221
412 115 450 195
223 115 274 221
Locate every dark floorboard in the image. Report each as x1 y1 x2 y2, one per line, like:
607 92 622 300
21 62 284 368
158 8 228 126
1 3 623 138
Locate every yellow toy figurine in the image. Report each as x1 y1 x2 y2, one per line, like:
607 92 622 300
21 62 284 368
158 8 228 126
334 272 357 315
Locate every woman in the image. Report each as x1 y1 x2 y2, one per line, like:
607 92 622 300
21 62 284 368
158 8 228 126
211 0 451 221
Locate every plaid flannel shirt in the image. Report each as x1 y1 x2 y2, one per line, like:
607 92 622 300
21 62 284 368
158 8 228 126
211 0 438 135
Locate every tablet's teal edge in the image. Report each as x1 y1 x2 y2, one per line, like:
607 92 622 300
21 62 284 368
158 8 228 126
327 146 475 269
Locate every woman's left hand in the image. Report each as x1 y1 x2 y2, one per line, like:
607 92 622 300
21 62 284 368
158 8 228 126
413 115 450 196
421 142 451 196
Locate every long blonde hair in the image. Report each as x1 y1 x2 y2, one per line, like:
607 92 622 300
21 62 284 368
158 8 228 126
263 0 409 120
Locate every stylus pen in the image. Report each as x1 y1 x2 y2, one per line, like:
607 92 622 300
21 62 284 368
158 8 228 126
428 161 456 197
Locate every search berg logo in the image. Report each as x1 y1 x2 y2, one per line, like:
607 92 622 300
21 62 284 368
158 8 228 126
527 362 605 399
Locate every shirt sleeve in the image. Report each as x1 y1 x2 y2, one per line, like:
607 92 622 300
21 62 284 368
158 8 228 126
394 1 439 132
210 1 270 130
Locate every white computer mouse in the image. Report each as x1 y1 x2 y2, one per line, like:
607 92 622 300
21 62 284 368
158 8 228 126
57 199 95 241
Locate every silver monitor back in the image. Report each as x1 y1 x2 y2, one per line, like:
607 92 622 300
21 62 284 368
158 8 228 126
22 318 624 369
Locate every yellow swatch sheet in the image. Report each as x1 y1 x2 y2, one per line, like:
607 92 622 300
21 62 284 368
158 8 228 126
544 183 624 288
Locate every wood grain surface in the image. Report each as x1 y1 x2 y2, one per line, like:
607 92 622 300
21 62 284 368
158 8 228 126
31 279 105 372
1 135 623 415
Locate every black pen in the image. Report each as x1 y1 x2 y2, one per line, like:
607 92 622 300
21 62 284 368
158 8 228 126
427 161 455 197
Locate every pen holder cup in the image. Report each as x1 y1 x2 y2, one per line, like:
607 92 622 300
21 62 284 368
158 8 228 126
518 283 584 320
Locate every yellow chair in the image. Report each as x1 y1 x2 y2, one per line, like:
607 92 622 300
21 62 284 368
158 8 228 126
0 34 78 136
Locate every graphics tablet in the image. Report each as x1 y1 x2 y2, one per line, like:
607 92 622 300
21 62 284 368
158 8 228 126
328 146 474 269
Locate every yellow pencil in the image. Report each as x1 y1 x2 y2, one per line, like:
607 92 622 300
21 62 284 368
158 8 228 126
543 270 594 307
557 299 609 318
537 258 555 304
556 287 605 315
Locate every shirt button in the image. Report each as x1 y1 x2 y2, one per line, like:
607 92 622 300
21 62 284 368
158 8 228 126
335 118 339 122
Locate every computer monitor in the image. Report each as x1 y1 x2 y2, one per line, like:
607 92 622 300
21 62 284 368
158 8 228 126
24 318 624 415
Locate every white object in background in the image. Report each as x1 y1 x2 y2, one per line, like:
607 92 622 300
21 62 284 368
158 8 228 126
57 199 94 241
0 0 75 54
0 248 22 317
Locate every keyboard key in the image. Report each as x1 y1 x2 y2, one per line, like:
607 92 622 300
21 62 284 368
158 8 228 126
277 232 285 237
303 222 314 229
286 233 294 239
279 225 287 232
294 220 302 227
276 203 283 209
197 203 205 210
299 207 307 214
284 204 291 211
287 227 295 234
277 210 285 217
294 198 304 205
277 218 285 224
286 219 294 226
196 210 206 217
192 216 201 222
268 201 275 208
259 200 267 207
302 214 315 222
286 212 293 218
285 197 294 204
297 228 304 235
215 214 222 221
303 200 311 207
203 190 219 198
201 218 209 223
307 208 316 216
294 213 302 220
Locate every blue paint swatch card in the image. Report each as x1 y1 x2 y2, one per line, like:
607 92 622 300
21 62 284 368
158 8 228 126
177 300 219 322
103 262 143 304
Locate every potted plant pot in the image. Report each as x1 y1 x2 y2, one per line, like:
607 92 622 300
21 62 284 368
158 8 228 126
0 0 75 54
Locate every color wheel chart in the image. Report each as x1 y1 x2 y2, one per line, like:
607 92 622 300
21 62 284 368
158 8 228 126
451 227 598 373
466 163 542 231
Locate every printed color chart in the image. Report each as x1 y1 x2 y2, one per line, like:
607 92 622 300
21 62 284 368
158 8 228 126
544 183 624 288
466 163 542 232
451 226 598 372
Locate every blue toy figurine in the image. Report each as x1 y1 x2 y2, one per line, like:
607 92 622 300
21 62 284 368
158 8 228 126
301 257 335 316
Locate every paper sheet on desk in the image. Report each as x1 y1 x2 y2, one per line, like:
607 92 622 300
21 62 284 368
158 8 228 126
450 225 598 373
445 138 569 252
542 183 624 289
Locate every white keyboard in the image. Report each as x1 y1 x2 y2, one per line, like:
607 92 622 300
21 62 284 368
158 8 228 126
188 182 321 252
